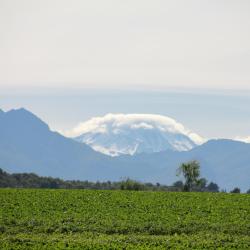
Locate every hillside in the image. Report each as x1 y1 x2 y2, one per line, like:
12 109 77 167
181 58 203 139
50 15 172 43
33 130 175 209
0 108 110 178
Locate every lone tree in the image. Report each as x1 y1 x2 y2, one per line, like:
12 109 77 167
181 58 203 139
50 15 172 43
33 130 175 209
177 160 201 192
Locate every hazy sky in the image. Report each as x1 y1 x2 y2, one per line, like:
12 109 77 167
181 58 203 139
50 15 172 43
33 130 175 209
1 87 250 141
1 0 250 89
1 1 250 141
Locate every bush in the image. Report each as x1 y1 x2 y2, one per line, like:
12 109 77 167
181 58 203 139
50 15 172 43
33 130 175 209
120 178 145 191
230 187 241 193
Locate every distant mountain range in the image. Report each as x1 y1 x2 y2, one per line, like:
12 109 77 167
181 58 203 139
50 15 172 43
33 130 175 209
0 108 249 191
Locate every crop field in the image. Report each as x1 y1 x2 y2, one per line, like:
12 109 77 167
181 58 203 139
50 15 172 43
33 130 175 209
0 189 250 249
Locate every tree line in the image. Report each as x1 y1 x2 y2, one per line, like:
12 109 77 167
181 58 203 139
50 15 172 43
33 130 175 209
0 161 249 193
0 167 217 191
177 160 248 193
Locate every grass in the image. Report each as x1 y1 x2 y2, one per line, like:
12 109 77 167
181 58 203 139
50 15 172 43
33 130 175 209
0 189 250 249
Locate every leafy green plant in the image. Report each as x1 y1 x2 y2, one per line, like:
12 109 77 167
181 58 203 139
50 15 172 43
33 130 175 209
0 189 249 249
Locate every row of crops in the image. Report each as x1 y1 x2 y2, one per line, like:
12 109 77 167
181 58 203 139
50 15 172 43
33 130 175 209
0 189 250 249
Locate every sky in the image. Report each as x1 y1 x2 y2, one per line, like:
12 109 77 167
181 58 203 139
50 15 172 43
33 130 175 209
0 0 250 89
1 1 250 141
1 87 250 141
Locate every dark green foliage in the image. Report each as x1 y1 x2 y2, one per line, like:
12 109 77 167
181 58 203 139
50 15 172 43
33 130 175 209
0 168 172 191
206 182 220 192
0 189 250 249
172 180 184 190
177 160 201 191
120 178 145 191
230 187 241 193
176 161 220 193
196 178 207 189
192 180 220 192
0 168 221 192
0 168 190 192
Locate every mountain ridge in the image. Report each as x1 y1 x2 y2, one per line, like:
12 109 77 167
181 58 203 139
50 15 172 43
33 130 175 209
0 108 249 191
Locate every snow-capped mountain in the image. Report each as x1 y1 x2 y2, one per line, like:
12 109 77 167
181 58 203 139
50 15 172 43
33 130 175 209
1 108 250 190
72 114 205 156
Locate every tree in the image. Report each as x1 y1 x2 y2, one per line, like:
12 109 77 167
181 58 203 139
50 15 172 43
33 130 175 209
177 160 201 192
247 189 250 194
195 178 207 191
173 180 184 188
172 180 184 191
206 182 219 192
230 187 241 193
120 178 145 191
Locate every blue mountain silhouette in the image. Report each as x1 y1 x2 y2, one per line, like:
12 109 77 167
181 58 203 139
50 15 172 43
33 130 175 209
0 108 249 191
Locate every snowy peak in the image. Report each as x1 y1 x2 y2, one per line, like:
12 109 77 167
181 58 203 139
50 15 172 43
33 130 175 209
72 114 204 156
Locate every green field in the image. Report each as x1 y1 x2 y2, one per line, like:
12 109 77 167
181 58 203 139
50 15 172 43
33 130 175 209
0 189 250 249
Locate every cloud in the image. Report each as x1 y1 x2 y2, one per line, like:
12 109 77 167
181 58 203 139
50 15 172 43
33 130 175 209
234 136 250 143
131 122 154 130
66 113 205 145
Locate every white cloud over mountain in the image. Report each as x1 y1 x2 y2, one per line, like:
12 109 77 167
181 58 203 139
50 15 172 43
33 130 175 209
234 136 250 143
69 114 205 156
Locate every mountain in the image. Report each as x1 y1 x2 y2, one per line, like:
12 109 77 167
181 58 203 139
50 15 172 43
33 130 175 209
73 114 204 156
0 108 249 191
0 108 111 179
129 139 250 192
